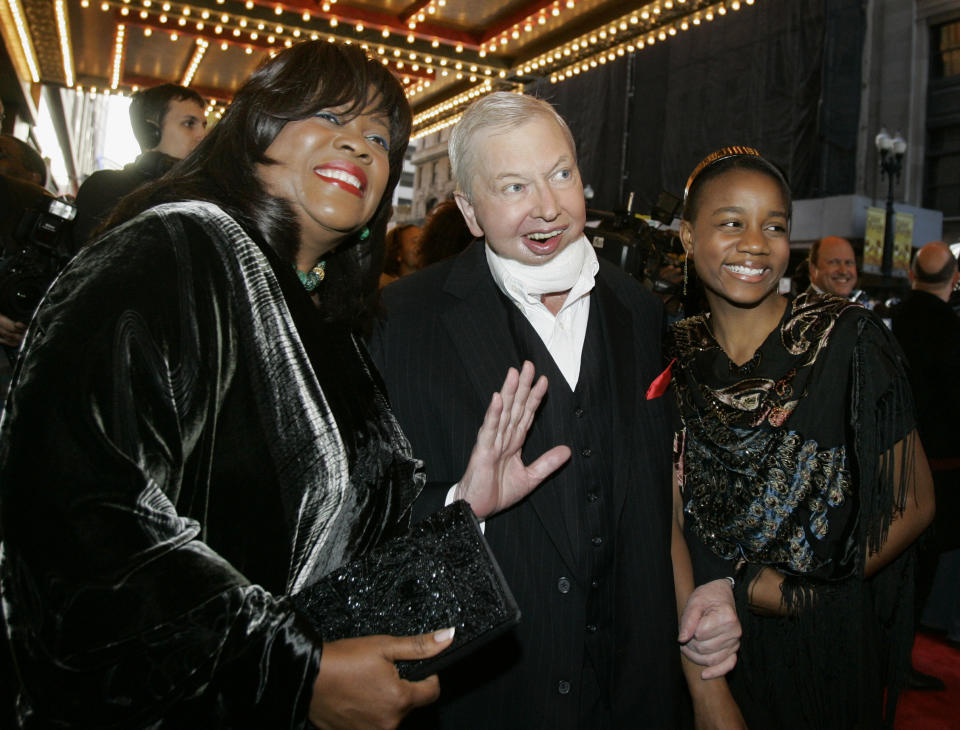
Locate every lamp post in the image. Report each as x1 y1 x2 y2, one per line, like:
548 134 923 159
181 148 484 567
874 128 907 278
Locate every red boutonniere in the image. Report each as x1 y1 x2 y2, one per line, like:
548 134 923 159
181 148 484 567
645 358 675 400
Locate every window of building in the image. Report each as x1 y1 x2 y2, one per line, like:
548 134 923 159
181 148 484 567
932 20 960 78
925 20 960 229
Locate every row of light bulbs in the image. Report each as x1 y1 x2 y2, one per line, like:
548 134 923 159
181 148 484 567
85 0 506 86
409 0 759 136
521 0 750 78
545 0 756 84
411 86 525 141
100 20 488 108
83 0 479 55
411 111 463 141
405 0 446 31
6 0 40 83
52 0 758 139
54 0 75 87
181 37 208 86
72 80 229 119
479 0 575 56
476 0 719 58
412 81 494 127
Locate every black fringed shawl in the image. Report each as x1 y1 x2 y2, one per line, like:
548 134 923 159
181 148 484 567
0 202 423 728
669 291 916 730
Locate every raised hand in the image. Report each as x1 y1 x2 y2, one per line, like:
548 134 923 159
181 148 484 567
455 361 571 520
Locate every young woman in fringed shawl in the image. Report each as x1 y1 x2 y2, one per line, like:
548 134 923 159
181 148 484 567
668 147 935 729
0 42 572 729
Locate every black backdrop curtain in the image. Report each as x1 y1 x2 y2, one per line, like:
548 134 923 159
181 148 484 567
527 0 864 215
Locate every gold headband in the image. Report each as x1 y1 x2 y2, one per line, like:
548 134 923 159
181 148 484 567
683 145 763 201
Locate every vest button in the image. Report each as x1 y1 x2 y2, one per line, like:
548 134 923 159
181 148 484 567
586 624 598 633
558 680 571 695
581 447 592 458
557 576 571 594
574 407 585 418
587 491 599 503
591 536 603 547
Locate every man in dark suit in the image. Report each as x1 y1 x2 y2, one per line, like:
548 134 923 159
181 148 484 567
371 93 740 729
892 242 960 687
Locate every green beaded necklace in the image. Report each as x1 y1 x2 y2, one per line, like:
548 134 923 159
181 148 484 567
295 260 326 292
292 228 368 292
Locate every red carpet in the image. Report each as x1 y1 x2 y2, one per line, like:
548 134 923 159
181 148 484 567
895 632 960 730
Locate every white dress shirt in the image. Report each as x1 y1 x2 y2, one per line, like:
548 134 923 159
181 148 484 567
446 235 600 516
485 235 599 390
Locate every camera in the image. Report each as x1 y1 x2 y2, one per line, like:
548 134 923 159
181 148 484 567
584 191 684 290
0 196 77 323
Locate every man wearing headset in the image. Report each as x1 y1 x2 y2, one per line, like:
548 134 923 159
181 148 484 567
72 84 206 247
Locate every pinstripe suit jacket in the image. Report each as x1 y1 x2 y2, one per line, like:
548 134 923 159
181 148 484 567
370 241 679 729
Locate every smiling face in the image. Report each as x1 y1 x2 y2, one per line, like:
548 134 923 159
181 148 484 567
256 102 391 260
809 236 857 297
680 168 790 314
454 115 585 265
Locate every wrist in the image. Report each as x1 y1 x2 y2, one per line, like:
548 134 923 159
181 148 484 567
446 482 463 506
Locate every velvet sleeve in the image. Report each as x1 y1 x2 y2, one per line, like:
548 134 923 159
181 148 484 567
0 213 321 728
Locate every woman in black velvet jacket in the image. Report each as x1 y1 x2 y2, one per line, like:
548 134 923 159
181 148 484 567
0 41 568 730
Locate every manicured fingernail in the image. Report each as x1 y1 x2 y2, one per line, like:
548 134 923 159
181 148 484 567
434 627 455 642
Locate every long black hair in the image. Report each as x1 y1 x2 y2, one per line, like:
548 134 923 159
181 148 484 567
110 41 412 325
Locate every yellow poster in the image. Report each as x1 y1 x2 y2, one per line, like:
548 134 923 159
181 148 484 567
892 212 914 278
862 206 886 274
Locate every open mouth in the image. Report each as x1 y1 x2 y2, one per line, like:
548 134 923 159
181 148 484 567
523 228 565 253
315 166 365 198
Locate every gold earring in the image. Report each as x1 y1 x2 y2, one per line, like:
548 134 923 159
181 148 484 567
683 254 688 296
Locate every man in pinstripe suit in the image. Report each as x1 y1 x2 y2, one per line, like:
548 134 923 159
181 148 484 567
371 93 740 729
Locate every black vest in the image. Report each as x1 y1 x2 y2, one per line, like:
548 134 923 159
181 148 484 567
500 290 618 719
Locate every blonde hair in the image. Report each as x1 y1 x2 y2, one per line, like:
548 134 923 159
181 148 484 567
449 92 577 201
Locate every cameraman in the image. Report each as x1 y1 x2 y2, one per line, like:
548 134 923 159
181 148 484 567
0 133 51 349
72 84 206 246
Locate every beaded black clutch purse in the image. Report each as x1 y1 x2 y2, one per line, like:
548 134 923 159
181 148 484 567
291 500 520 681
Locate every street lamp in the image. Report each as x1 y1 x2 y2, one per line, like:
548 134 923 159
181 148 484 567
874 128 907 277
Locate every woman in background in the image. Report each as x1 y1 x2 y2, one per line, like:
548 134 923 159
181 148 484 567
669 147 934 729
379 223 422 287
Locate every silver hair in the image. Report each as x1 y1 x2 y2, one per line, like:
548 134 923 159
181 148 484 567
449 92 577 201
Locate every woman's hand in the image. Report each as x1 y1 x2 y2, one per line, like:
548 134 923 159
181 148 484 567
746 566 786 617
0 313 26 347
309 628 454 730
455 361 571 520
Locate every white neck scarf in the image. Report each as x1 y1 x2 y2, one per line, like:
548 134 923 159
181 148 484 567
485 235 594 297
